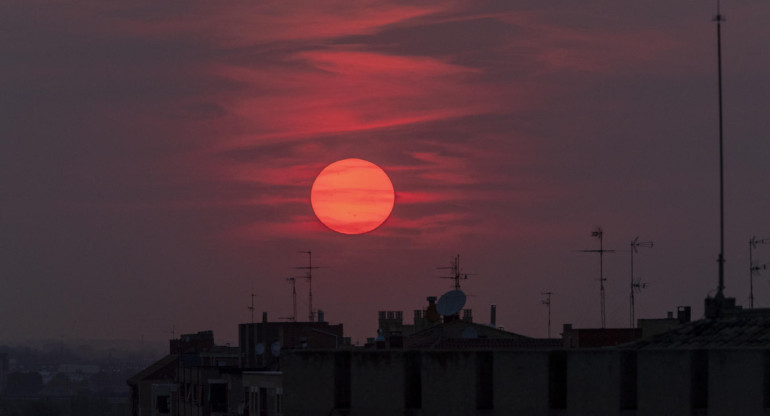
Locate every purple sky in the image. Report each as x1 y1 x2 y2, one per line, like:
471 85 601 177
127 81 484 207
2 0 770 346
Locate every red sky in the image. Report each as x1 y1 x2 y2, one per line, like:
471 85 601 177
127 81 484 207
2 0 770 346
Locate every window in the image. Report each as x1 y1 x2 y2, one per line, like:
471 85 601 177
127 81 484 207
548 351 567 409
476 352 494 409
334 352 351 409
691 350 708 409
619 351 637 410
155 395 170 414
404 351 422 409
210 383 227 412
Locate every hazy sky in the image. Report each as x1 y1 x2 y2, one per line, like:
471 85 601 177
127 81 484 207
3 0 770 346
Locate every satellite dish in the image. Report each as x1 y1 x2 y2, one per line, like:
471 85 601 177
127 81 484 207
255 343 264 356
271 341 281 357
436 290 466 316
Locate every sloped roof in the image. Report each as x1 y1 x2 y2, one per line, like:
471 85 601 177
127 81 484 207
404 320 556 349
126 354 178 385
628 315 770 349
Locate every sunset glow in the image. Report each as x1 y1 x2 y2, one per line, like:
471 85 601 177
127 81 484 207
311 159 395 234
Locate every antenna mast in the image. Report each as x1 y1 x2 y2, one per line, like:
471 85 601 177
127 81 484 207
714 0 727 304
578 227 615 328
749 236 770 308
295 251 320 322
629 237 653 327
541 291 553 338
248 293 256 325
286 277 297 321
438 254 474 290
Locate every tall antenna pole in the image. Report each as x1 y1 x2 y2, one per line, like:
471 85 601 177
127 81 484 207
630 237 653 327
541 291 553 338
579 227 615 328
295 251 319 322
714 0 727 303
286 277 297 321
248 293 255 325
749 236 770 308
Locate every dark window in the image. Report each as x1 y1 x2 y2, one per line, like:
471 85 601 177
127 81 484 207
404 351 422 409
156 395 170 414
549 351 567 409
334 351 351 409
276 393 282 414
691 350 708 409
476 352 494 409
210 383 227 412
619 351 637 409
762 350 770 408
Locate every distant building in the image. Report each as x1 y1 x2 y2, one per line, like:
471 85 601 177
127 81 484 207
637 305 692 338
238 312 344 370
127 330 239 416
243 370 283 416
377 307 474 340
130 314 346 416
561 306 693 348
127 354 178 416
131 297 770 415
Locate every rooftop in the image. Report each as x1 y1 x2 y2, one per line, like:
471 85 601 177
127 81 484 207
629 314 770 349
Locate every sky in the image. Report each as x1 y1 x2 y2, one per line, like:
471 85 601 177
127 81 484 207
2 0 770 347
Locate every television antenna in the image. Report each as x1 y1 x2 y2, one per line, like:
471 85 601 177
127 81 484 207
713 0 728 308
578 227 615 328
629 237 653 327
749 236 770 308
284 277 297 321
437 254 475 290
247 293 256 325
294 251 320 322
541 291 553 338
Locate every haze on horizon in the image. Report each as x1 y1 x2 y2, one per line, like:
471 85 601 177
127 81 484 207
2 0 770 347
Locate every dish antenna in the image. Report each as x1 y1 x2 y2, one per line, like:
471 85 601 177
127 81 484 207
255 343 265 356
270 341 281 357
436 289 466 317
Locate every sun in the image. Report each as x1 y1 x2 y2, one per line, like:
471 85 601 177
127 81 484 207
311 158 395 235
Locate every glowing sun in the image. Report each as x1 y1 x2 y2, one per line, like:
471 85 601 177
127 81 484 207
311 158 395 234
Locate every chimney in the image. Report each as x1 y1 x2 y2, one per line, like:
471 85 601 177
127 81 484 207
490 304 497 327
262 312 268 323
462 309 473 322
317 310 325 323
426 296 440 323
667 311 674 319
677 306 691 323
